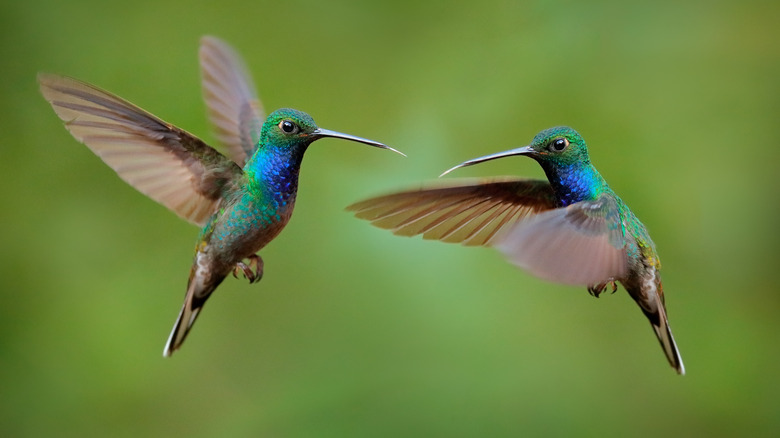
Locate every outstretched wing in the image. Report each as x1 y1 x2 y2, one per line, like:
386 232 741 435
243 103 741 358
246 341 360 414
347 178 558 246
493 193 628 286
38 73 242 227
199 35 265 167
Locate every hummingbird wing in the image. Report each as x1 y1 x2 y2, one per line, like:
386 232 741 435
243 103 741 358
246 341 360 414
199 36 265 167
347 178 558 246
38 73 242 227
493 193 629 286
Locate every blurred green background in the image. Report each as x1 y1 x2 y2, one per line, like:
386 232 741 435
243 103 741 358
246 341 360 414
2 0 779 436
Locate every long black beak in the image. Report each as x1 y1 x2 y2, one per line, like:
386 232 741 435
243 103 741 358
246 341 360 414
313 128 406 157
439 145 534 177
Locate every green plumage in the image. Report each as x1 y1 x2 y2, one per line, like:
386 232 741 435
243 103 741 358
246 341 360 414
349 126 684 374
39 37 403 356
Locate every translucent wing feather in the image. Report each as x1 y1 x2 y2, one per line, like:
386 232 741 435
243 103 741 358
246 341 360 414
493 194 629 285
347 178 558 246
200 35 265 166
38 73 242 227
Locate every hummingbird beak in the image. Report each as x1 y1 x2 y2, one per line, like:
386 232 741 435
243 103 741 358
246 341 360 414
439 145 534 177
312 128 406 157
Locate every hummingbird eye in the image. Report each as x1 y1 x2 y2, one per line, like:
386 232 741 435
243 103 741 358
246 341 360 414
550 138 569 152
279 120 299 134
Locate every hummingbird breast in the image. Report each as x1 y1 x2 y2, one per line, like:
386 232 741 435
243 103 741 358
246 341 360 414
200 147 304 273
206 189 297 270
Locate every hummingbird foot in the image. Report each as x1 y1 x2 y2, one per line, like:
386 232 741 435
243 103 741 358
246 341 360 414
232 255 264 284
587 280 618 298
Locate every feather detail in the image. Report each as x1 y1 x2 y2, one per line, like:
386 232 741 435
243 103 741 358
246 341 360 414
347 178 557 246
493 194 629 286
625 268 685 374
38 73 242 226
200 35 265 166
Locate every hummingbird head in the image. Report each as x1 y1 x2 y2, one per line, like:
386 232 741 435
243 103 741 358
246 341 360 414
260 108 319 150
260 108 404 156
526 126 590 166
440 126 590 176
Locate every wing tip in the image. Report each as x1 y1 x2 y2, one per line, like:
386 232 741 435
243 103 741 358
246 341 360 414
37 71 56 85
37 72 66 101
200 35 220 45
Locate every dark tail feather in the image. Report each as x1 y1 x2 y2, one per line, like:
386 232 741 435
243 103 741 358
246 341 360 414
651 306 685 375
163 282 205 357
626 276 685 374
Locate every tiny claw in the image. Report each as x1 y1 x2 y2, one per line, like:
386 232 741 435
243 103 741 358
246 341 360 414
233 255 264 284
233 261 252 281
587 280 618 298
587 284 603 298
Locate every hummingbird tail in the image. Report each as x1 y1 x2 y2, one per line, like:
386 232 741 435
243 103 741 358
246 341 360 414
627 278 685 375
163 281 207 357
651 306 686 375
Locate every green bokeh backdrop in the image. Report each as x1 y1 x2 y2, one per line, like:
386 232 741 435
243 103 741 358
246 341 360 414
2 0 778 436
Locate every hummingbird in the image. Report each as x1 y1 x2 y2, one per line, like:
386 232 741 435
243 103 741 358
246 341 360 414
347 126 684 374
39 36 404 356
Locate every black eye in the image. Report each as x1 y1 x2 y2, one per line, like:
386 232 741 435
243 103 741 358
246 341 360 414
550 138 569 152
279 120 298 134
